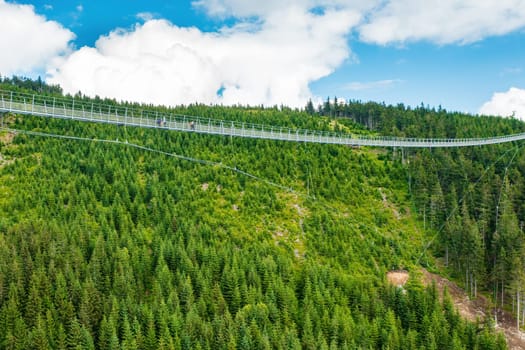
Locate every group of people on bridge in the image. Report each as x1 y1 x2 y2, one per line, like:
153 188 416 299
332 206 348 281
156 118 195 130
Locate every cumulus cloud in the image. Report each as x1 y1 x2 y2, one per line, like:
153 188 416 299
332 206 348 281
0 0 74 76
358 0 525 45
35 0 525 107
479 87 525 120
48 6 360 106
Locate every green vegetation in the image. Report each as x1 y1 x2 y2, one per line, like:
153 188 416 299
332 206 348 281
0 80 513 349
318 98 525 327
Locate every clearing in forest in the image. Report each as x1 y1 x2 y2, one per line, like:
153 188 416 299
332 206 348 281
420 269 525 350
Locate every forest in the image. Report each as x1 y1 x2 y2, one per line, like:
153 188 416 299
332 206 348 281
0 77 517 349
316 98 525 327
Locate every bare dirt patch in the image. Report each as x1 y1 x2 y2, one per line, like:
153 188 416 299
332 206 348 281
421 269 485 322
378 188 401 219
0 131 15 145
387 270 409 287
421 268 525 349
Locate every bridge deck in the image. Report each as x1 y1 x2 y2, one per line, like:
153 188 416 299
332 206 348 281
1 90 524 148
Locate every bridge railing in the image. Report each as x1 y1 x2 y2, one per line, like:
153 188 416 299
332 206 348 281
2 89 525 147
0 89 366 141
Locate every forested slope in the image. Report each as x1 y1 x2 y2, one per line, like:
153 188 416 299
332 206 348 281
319 99 525 329
0 79 512 349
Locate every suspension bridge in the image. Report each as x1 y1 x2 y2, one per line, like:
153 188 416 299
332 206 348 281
1 90 524 148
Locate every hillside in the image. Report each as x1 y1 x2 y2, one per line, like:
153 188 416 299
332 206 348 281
0 81 516 349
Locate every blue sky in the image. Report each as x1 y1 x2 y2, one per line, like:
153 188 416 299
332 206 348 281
316 35 525 113
32 0 215 45
1 0 525 117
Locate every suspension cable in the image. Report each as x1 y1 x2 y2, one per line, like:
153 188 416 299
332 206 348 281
417 143 523 265
1 127 302 196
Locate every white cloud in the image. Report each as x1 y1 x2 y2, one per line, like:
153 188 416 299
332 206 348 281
0 0 74 76
479 87 525 120
136 12 156 22
194 0 525 45
358 0 525 45
192 0 376 18
344 79 403 91
26 0 525 108
48 7 360 107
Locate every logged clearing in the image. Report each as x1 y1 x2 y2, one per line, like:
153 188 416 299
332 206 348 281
0 131 15 145
421 269 525 350
387 270 409 287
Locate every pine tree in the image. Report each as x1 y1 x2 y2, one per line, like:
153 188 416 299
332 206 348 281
30 316 50 350
429 177 445 230
460 201 484 297
80 326 95 350
98 316 114 350
78 279 101 334
509 245 525 330
301 313 316 350
144 310 157 350
121 315 138 350
494 176 521 306
66 317 83 350
25 277 42 328
305 100 315 115
56 323 68 350
180 275 194 314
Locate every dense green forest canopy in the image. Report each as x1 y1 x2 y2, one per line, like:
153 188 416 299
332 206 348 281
0 77 519 349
